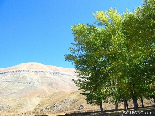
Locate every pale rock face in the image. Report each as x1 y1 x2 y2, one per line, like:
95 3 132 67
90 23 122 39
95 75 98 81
0 62 78 98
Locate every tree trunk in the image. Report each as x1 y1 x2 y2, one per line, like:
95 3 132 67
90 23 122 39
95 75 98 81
140 97 144 108
115 101 118 110
153 96 155 103
131 86 138 110
100 100 103 113
125 99 128 110
124 99 128 110
132 96 138 110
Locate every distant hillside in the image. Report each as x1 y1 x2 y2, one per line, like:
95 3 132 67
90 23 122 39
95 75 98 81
0 62 78 98
0 63 154 115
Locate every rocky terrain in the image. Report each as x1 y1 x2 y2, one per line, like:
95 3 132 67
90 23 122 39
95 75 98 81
0 63 78 114
0 63 102 115
0 62 154 116
0 62 78 98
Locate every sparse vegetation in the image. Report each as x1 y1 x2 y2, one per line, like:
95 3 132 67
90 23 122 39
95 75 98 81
0 92 154 115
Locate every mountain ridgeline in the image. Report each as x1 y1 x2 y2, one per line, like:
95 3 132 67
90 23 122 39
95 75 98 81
0 62 78 98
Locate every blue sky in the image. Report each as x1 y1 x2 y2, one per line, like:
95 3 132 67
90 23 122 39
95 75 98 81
0 0 143 68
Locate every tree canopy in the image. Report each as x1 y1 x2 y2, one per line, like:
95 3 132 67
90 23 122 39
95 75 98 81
65 0 155 111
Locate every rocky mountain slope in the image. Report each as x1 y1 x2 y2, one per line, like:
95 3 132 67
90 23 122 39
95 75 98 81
0 62 84 114
0 63 154 115
0 62 78 98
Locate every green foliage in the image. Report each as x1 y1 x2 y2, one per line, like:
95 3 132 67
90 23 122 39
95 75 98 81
65 0 155 109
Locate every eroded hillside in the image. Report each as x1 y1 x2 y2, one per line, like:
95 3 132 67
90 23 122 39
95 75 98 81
0 63 154 115
0 62 78 98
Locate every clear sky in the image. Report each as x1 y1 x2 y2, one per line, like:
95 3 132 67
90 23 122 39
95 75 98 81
0 0 143 68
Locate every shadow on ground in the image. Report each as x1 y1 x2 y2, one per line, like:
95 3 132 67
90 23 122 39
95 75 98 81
56 106 155 116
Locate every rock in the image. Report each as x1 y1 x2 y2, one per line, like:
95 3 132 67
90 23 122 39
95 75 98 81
40 108 45 112
0 105 4 112
61 99 68 104
78 105 84 110
53 103 59 108
51 103 60 111
45 105 50 110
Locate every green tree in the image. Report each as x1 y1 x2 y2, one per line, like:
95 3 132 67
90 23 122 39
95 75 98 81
121 0 155 109
65 0 155 111
65 23 110 112
65 8 126 111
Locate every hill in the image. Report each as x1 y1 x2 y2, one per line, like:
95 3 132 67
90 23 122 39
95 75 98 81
0 63 154 116
0 62 78 98
0 63 101 115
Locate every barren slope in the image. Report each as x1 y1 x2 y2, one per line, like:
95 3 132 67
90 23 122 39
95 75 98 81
0 63 154 115
0 62 79 114
0 62 78 98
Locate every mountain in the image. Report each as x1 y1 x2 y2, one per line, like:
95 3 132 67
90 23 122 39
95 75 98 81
0 63 103 115
0 63 154 115
0 62 78 98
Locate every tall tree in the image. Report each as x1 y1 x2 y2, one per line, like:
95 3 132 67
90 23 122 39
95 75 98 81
65 23 110 112
65 0 155 111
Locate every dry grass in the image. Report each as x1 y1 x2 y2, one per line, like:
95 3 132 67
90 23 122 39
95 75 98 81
0 90 154 116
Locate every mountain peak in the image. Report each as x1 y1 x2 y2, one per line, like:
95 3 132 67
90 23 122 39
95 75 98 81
0 62 77 98
0 62 75 73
